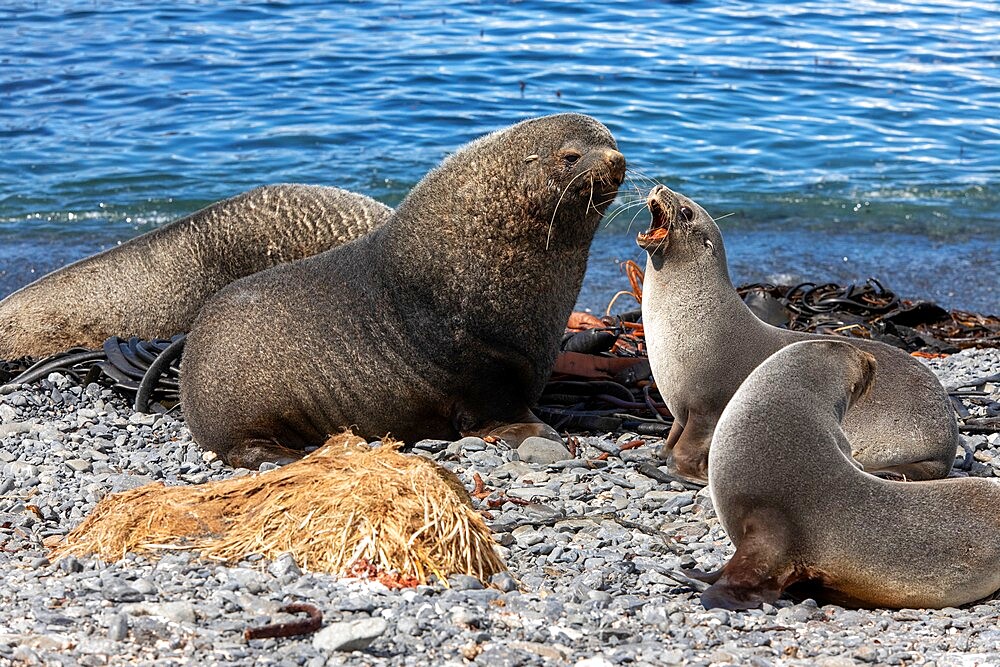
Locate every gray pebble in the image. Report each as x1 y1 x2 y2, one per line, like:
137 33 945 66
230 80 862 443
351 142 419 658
312 617 387 652
447 574 484 591
490 571 518 593
107 614 129 641
267 552 302 579
65 458 92 473
103 581 144 603
516 437 573 464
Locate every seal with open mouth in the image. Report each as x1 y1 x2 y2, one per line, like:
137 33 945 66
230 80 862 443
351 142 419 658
181 114 626 469
638 184 958 484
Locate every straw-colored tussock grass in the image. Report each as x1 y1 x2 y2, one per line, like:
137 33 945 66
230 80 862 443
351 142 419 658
51 433 507 586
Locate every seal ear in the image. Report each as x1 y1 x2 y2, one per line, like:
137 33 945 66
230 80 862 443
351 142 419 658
849 350 878 406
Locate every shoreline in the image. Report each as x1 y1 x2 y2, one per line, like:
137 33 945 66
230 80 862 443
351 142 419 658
0 348 998 665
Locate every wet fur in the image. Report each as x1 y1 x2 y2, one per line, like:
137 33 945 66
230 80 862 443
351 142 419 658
0 185 391 358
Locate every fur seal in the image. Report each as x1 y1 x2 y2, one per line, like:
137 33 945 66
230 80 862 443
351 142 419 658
698 339 1000 610
0 185 391 359
638 184 958 483
180 114 627 469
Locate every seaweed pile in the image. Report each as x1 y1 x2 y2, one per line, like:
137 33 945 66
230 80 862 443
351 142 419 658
738 278 999 354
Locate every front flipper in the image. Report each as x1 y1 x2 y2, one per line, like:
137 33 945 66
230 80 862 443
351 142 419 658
699 520 802 610
656 418 685 458
226 438 305 470
484 420 561 447
657 411 715 485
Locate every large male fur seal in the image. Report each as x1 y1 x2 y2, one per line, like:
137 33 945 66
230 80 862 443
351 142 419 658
0 185 391 359
181 114 627 469
638 184 958 483
698 339 1000 609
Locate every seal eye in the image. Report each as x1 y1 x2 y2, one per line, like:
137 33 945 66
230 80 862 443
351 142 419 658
680 206 694 222
561 152 582 167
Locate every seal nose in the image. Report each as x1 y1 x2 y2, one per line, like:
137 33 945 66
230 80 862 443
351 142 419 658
647 184 677 203
603 149 626 183
649 184 668 199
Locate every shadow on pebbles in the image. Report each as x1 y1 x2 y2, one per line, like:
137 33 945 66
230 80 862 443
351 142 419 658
0 348 998 666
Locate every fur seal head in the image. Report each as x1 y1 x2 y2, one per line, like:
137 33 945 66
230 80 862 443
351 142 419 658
393 113 625 257
636 184 725 264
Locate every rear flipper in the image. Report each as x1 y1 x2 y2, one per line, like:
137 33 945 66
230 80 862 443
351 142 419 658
477 417 561 448
656 418 685 457
461 407 562 448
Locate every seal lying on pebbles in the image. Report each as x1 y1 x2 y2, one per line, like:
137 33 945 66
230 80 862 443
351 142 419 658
0 185 391 359
181 114 627 468
638 184 958 483
699 339 1000 610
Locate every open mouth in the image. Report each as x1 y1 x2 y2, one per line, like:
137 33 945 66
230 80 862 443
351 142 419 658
636 193 670 251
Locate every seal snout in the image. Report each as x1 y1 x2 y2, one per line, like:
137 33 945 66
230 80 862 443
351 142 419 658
600 148 627 186
636 185 676 252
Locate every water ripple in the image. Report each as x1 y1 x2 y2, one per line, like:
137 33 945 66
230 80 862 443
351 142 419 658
0 0 997 309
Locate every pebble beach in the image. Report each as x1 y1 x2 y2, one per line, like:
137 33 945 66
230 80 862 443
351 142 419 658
0 347 997 666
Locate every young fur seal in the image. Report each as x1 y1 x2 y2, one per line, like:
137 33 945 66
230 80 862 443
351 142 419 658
181 114 627 468
638 184 958 484
0 185 391 359
699 339 1000 610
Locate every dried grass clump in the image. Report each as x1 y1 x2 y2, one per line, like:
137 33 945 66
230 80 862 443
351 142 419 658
52 433 507 585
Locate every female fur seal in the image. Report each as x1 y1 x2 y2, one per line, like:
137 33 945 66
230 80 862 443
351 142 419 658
638 184 958 483
0 185 391 359
180 114 627 469
699 339 1000 610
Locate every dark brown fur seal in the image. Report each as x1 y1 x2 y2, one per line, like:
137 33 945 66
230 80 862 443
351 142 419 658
638 185 958 484
699 339 1000 610
0 185 391 359
180 114 626 469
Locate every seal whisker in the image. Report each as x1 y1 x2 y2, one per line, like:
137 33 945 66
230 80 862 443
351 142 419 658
712 212 737 223
621 185 651 206
620 176 650 199
586 175 597 216
602 200 647 229
624 166 664 191
624 201 651 236
547 167 593 251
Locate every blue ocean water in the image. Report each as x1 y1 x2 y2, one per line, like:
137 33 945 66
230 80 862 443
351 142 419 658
1 1 997 312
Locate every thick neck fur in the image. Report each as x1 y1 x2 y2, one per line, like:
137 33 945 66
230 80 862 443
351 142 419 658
367 114 621 391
